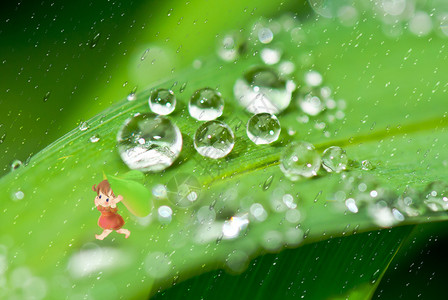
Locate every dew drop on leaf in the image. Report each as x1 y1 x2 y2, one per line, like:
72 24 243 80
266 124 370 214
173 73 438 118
188 88 224 121
321 146 348 173
246 113 281 145
280 141 321 180
149 88 176 115
194 120 235 159
117 113 182 172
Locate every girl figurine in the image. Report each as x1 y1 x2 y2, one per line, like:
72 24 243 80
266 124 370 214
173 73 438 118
92 180 131 240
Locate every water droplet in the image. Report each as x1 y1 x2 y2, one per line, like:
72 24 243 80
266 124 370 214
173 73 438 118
166 173 201 207
89 135 100 143
296 87 328 116
368 200 397 228
246 113 281 145
234 66 295 114
261 48 281 65
423 181 448 211
250 203 268 222
188 88 224 121
11 160 23 171
194 120 235 159
117 113 182 172
217 32 246 62
304 70 323 87
322 146 348 173
222 215 249 239
79 121 90 131
144 252 172 279
127 87 138 101
43 91 51 102
345 198 359 213
258 27 274 44
280 141 321 180
262 174 274 191
179 82 187 93
361 160 374 170
152 184 167 199
149 88 176 115
12 190 24 201
158 205 173 223
90 33 101 48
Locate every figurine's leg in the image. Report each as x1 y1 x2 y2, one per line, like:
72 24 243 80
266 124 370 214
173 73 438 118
95 229 113 240
116 228 130 239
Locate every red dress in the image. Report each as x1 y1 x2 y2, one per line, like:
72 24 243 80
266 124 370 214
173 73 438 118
97 205 125 230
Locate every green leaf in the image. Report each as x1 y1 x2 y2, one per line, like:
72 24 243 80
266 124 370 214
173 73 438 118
107 173 152 218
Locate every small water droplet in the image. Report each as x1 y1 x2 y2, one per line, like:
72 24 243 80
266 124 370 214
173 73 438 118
11 160 23 171
189 88 224 121
43 91 51 102
234 66 295 114
117 113 182 172
90 33 101 49
194 120 235 159
12 190 25 201
280 141 321 180
149 88 176 115
246 113 281 145
322 146 348 173
179 82 187 93
157 205 173 224
361 160 374 171
79 121 90 131
89 135 100 143
262 174 274 191
258 27 274 44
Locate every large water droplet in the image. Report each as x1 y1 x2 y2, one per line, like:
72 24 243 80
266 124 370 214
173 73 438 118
234 66 295 114
222 215 249 239
117 113 182 172
280 141 321 180
188 88 224 121
194 120 235 159
246 113 281 145
321 146 348 173
149 88 176 115
361 160 374 171
157 205 173 224
395 187 425 217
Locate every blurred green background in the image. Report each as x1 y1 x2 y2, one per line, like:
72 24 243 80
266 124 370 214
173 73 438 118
1 0 447 298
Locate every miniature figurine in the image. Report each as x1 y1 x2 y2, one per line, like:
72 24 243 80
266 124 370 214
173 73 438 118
92 180 131 240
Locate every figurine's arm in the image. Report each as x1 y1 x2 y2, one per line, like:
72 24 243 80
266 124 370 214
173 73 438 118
110 195 123 209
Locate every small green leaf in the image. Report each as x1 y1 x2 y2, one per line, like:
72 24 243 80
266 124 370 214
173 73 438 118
107 174 152 217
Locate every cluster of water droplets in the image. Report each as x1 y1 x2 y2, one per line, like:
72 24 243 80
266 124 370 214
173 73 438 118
334 174 448 227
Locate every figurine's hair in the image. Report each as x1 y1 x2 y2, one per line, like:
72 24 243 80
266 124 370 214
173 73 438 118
92 180 115 196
